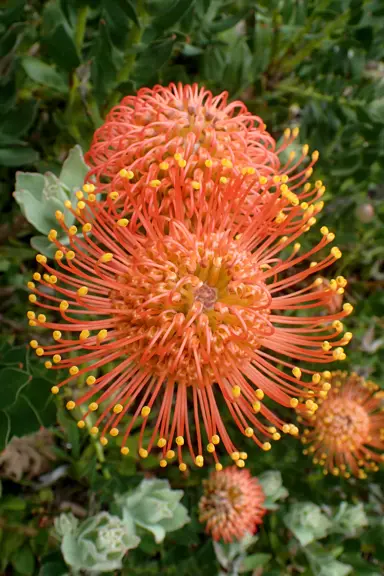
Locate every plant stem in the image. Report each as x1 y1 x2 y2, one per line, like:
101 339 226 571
277 84 363 109
74 6 88 52
66 6 89 141
105 0 145 110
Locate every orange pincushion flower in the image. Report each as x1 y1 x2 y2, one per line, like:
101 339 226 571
301 371 384 478
199 467 266 542
26 86 353 469
84 83 320 225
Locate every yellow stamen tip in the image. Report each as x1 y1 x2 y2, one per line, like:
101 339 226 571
157 438 166 448
195 455 204 467
292 367 302 379
141 406 151 417
121 447 129 455
66 401 75 410
99 253 113 263
232 385 241 398
51 386 59 395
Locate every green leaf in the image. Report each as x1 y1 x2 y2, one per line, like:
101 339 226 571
14 187 56 234
30 236 58 258
59 145 88 192
0 22 25 58
7 395 41 438
21 376 57 427
15 172 45 202
0 74 17 115
151 0 196 33
0 100 38 143
0 147 39 167
91 21 122 102
38 559 68 576
0 410 11 451
58 408 81 459
0 532 25 573
0 0 25 27
369 98 384 124
1 345 28 368
133 38 176 86
42 1 80 73
240 553 272 573
11 545 35 575
22 57 68 93
102 0 140 45
210 7 249 33
120 0 140 28
0 368 31 410
1 496 27 511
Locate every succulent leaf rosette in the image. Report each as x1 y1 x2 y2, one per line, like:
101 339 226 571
284 502 331 547
55 511 139 572
116 478 190 543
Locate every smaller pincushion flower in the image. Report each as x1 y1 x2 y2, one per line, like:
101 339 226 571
199 467 265 542
300 371 384 478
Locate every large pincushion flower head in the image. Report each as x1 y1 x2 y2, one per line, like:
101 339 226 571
301 371 384 479
26 86 353 470
84 83 321 225
199 467 265 542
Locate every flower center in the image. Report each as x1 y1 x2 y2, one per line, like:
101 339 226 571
194 284 218 309
111 230 272 387
318 398 370 444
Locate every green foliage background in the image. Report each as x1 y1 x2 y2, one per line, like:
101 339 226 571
0 0 383 574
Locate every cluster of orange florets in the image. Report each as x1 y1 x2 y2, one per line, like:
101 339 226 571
25 83 383 487
300 371 384 479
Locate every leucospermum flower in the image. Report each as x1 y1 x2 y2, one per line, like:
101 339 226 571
199 467 266 542
84 83 321 226
301 371 384 478
26 86 353 470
